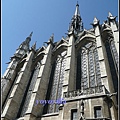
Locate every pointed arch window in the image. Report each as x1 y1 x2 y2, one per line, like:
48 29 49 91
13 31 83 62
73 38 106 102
2 63 23 110
48 51 67 113
108 37 118 72
76 42 102 90
19 62 41 117
104 38 118 102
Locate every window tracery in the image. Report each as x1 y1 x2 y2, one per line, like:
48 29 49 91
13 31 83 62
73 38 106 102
48 51 67 113
105 39 118 101
20 62 41 117
77 42 102 90
109 38 118 71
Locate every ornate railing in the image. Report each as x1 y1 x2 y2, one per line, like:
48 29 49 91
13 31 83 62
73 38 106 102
86 118 110 120
63 85 106 98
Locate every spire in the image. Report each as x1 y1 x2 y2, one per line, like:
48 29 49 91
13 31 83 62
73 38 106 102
31 41 36 50
108 12 113 17
68 2 83 34
25 32 33 44
15 32 33 57
26 31 33 40
29 31 33 38
74 1 80 17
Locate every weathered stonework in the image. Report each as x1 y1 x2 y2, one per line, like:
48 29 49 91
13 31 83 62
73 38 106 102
1 3 118 120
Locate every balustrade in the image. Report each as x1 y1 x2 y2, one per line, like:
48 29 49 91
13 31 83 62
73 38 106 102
64 85 106 98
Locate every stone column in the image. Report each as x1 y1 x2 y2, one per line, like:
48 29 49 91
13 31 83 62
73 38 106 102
93 18 117 120
24 42 53 120
92 18 111 90
108 16 119 55
1 51 34 120
2 58 18 106
62 31 76 98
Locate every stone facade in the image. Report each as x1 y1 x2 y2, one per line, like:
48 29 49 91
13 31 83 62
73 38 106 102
1 3 119 120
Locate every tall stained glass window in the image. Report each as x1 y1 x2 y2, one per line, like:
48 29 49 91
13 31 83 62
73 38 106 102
76 42 102 90
48 51 67 113
105 38 118 102
20 62 41 117
108 37 118 72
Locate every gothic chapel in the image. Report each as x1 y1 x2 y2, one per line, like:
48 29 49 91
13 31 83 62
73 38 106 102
1 3 119 120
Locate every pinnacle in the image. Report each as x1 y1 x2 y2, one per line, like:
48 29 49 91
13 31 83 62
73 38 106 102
107 12 116 20
93 17 98 23
31 41 36 50
74 2 80 16
29 31 33 38
108 12 113 17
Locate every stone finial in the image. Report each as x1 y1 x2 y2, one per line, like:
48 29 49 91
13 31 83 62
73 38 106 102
25 32 33 44
108 12 113 17
93 17 99 24
91 17 99 26
107 12 117 20
48 33 54 43
74 1 80 16
94 17 98 22
31 41 36 50
29 31 33 38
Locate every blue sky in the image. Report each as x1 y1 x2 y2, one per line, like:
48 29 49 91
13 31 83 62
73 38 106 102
2 0 118 75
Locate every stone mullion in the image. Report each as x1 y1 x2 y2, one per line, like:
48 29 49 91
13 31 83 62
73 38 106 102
56 60 62 99
88 50 92 88
86 50 90 88
59 57 66 97
94 49 99 86
109 39 118 73
55 60 63 111
81 51 87 90
92 48 97 87
81 53 83 91
48 61 61 113
55 57 66 112
89 50 95 87
54 62 61 112
76 50 81 90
